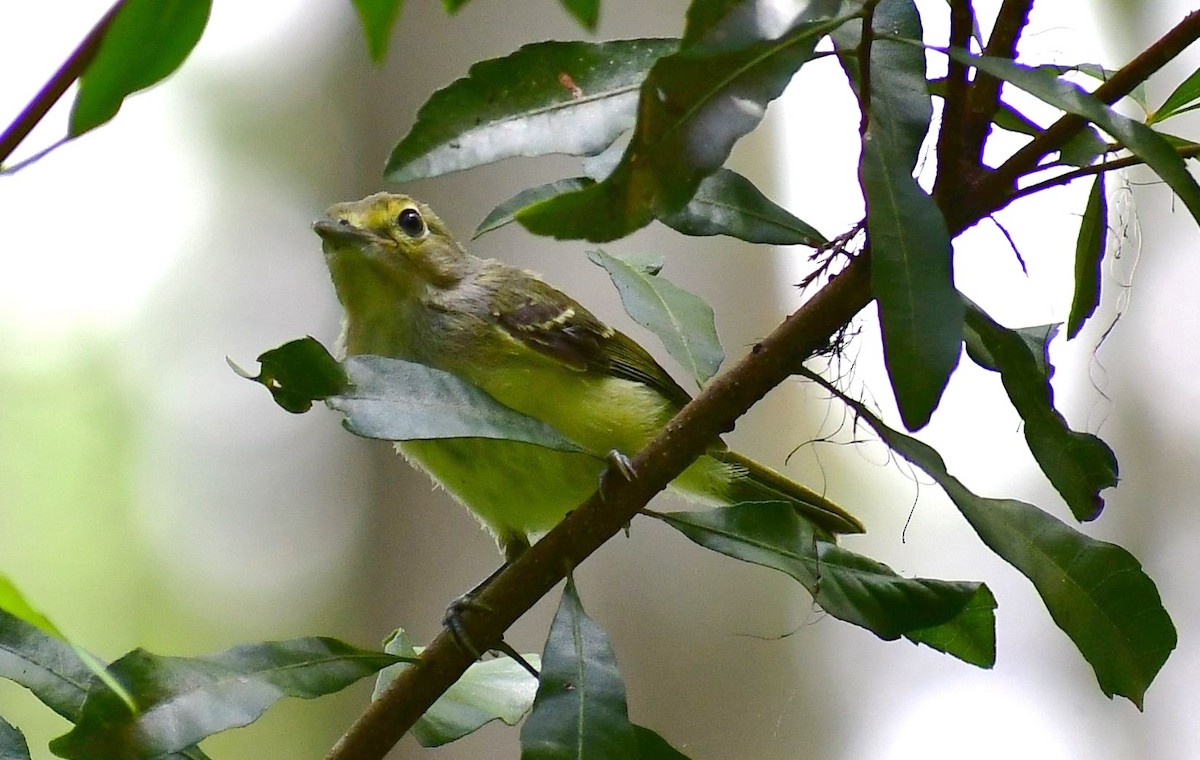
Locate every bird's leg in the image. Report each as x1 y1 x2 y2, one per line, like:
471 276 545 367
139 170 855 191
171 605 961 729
443 534 539 679
600 449 637 537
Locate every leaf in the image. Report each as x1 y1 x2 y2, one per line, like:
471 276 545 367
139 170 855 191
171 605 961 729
229 336 348 414
0 718 30 760
587 249 724 385
384 39 677 182
351 0 404 63
903 584 997 668
838 0 962 430
50 638 401 760
963 301 1118 522
1067 174 1109 339
948 51 1200 231
660 168 827 245
805 370 1176 708
1150 65 1200 123
517 2 853 241
520 578 637 759
0 608 92 721
559 0 599 31
651 504 993 662
69 0 211 136
373 630 540 747
332 355 589 453
633 725 692 760
474 178 594 238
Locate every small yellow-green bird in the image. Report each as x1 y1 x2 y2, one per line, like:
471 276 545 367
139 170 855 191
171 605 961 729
314 192 863 561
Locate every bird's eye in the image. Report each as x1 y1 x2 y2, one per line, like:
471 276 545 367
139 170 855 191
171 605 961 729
396 208 426 237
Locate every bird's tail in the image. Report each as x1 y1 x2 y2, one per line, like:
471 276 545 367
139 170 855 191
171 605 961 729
709 449 865 536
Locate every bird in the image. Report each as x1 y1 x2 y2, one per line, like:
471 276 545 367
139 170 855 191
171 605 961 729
314 192 863 563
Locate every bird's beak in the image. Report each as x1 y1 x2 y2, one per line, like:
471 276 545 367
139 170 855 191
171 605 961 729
313 216 380 246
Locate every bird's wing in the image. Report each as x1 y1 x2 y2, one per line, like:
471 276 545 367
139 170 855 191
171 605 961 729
488 270 693 409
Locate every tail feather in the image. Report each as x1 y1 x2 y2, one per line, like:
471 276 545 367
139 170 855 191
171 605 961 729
710 449 865 536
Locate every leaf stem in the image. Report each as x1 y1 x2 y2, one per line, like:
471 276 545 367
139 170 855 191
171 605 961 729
0 0 124 168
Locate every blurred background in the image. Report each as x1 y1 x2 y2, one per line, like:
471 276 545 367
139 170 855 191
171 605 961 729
1 1 1196 758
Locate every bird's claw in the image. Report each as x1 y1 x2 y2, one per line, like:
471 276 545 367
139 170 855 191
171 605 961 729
599 449 635 502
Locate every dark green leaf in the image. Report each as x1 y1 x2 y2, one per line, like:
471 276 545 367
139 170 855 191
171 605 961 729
0 609 91 721
69 0 211 136
633 725 692 760
442 0 470 11
652 504 992 657
474 178 594 238
1150 66 1200 123
839 0 962 430
903 584 997 668
1058 126 1108 168
1067 174 1109 339
373 629 538 747
331 355 588 453
948 51 1200 230
229 337 348 414
517 2 852 241
50 638 400 760
805 370 1176 708
963 301 1118 521
520 579 637 759
351 0 404 63
587 250 724 385
0 718 30 760
661 168 827 245
385 39 676 182
559 0 599 31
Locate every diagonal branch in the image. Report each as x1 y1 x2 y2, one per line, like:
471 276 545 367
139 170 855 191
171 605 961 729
323 255 874 760
0 0 124 167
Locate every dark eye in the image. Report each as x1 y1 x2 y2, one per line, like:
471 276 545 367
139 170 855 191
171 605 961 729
396 208 425 237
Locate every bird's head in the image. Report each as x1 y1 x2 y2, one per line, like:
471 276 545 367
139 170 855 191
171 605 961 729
314 193 470 290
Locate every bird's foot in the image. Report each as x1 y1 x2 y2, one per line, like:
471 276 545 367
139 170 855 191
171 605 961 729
599 449 635 501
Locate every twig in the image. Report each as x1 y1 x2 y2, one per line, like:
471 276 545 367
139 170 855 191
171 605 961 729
323 255 874 760
0 0 124 167
856 0 880 136
959 9 1200 230
1006 142 1200 204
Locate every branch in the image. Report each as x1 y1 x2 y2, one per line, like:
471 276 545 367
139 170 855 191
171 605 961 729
0 0 124 167
856 0 880 136
1006 142 1200 204
959 0 1034 162
932 0 977 206
958 9 1200 230
323 255 874 760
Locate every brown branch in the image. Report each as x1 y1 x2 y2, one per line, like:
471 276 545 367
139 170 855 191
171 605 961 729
1006 142 1200 204
323 255 874 760
958 9 1200 231
0 0 124 167
856 0 880 136
932 0 977 206
959 0 1034 162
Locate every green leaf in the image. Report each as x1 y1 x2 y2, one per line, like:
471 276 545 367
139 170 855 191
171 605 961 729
229 336 348 414
442 0 471 11
520 578 637 759
0 718 30 760
805 370 1176 708
351 0 404 63
903 584 997 668
517 2 852 241
385 39 676 182
1150 65 1200 123
651 503 993 661
559 0 599 31
838 0 962 430
963 301 1118 522
374 630 539 747
633 725 692 760
587 249 724 385
660 168 827 245
1067 174 1109 339
0 608 91 721
50 638 400 760
474 178 594 238
948 51 1200 231
69 0 211 136
332 355 589 453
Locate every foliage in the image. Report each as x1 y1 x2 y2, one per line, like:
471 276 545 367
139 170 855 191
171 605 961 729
3 0 1198 758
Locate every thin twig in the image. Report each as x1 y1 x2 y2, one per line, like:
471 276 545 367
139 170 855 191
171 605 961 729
0 0 124 167
959 9 1200 230
856 0 880 136
1007 142 1200 204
